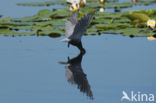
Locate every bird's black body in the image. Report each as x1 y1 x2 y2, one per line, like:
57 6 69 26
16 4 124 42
69 40 86 54
62 12 94 53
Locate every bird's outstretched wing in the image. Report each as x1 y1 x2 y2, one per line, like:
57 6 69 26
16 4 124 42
70 13 94 41
65 12 78 38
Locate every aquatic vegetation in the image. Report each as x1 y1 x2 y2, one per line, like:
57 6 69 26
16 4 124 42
79 0 86 7
147 36 156 41
17 1 55 6
16 0 156 8
137 0 156 5
36 26 64 37
0 9 156 37
99 0 106 4
67 0 86 7
69 3 80 12
147 19 155 29
124 12 150 22
0 0 156 38
99 8 105 12
0 29 35 36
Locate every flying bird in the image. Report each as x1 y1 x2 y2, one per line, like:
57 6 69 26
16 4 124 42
61 12 94 53
59 53 93 99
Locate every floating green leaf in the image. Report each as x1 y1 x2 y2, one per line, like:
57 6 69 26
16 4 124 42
17 1 55 6
0 8 156 37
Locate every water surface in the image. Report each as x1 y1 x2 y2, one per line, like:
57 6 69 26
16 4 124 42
0 0 156 102
0 35 156 103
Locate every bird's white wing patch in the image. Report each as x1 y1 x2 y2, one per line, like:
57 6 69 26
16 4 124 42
65 21 76 38
65 12 78 38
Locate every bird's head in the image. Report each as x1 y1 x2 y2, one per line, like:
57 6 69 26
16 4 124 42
70 3 79 12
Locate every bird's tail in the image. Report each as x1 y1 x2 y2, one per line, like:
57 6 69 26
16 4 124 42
60 38 70 42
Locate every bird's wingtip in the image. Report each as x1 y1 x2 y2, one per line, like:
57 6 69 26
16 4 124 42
59 61 68 65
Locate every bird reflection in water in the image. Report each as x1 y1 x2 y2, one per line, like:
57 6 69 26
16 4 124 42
59 53 93 99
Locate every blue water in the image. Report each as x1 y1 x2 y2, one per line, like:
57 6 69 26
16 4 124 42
0 0 156 103
0 35 156 103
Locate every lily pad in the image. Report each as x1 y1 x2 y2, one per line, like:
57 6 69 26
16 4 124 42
17 1 55 6
104 2 133 8
0 8 156 37
0 29 35 36
121 28 155 37
37 27 64 37
50 9 71 19
124 13 150 22
137 0 156 5
86 27 99 35
12 9 53 22
0 29 14 36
